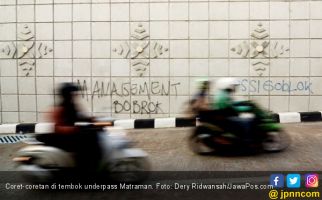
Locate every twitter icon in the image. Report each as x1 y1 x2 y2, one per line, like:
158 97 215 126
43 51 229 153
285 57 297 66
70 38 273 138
287 174 301 188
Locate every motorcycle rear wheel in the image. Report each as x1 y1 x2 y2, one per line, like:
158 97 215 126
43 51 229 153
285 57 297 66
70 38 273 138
262 130 291 152
108 157 150 183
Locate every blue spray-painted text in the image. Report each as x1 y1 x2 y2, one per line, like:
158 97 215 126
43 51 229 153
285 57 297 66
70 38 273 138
239 79 313 94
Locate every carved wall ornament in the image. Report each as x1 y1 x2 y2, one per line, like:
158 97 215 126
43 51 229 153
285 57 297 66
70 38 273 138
19 60 35 77
250 41 269 58
151 42 168 58
18 24 34 41
271 41 289 58
251 23 269 39
0 24 54 76
230 23 290 76
130 41 149 59
131 24 149 40
37 42 53 58
112 23 169 76
17 41 35 59
1 42 16 58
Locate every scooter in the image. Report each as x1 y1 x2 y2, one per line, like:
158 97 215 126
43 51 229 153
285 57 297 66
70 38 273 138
189 103 291 155
13 123 150 183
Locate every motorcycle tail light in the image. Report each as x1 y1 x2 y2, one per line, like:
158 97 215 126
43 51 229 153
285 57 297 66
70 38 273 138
13 156 32 162
94 122 113 126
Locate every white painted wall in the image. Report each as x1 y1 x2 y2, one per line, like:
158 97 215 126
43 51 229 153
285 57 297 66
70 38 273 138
1 0 322 123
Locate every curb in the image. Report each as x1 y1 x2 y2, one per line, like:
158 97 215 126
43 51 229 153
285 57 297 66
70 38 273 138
0 112 321 134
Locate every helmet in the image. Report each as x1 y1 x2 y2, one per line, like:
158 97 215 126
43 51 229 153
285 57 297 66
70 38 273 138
59 82 80 99
195 78 210 91
215 78 239 91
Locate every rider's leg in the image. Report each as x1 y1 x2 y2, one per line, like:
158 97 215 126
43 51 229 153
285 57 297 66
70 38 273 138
227 117 254 143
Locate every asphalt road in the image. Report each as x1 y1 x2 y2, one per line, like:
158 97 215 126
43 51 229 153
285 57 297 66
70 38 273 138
0 123 322 200
130 122 322 171
1 122 322 171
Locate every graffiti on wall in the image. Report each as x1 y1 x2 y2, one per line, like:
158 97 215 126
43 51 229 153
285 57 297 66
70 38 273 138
239 79 313 94
76 79 181 114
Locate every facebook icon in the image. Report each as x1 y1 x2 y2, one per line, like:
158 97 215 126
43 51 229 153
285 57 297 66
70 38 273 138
270 174 284 188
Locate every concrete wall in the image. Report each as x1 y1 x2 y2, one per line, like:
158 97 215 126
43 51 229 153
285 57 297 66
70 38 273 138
1 0 322 123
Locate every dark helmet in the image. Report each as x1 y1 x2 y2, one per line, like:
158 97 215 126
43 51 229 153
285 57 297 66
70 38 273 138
196 78 210 91
59 82 80 99
201 80 210 91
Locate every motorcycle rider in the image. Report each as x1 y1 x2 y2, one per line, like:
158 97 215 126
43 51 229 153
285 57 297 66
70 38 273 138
213 78 258 144
52 82 93 134
213 78 245 114
48 82 101 171
189 79 211 115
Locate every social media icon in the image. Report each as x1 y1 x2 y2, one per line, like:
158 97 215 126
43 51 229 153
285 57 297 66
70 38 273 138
287 174 301 188
305 174 319 188
270 174 284 188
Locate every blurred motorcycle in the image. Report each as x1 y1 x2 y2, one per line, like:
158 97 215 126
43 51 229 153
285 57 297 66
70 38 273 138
13 123 150 183
188 103 291 155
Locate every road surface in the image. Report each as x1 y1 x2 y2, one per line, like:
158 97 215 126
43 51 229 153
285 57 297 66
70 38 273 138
0 122 321 200
1 122 322 171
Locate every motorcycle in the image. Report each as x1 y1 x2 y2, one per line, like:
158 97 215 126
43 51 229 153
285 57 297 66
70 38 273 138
13 123 150 183
188 102 291 155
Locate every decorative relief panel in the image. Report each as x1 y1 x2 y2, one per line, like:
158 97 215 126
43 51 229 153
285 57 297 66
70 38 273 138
231 23 290 76
112 23 168 76
0 24 53 77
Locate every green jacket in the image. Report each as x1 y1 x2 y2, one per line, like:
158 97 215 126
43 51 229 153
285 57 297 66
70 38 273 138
213 90 250 112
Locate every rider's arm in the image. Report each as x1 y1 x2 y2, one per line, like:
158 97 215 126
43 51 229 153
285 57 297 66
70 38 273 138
233 105 252 112
77 112 95 122
232 101 252 112
51 107 79 134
